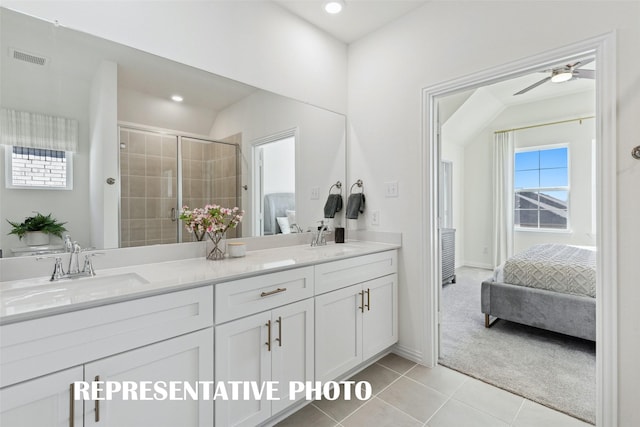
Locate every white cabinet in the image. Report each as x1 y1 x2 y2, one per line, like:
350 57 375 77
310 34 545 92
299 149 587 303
0 287 214 427
215 298 314 427
0 329 213 427
84 328 213 427
0 366 83 427
316 273 398 382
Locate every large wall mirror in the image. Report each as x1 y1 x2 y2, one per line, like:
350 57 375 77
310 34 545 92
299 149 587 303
0 7 346 256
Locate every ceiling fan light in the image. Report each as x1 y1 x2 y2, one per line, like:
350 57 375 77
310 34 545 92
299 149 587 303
551 71 573 83
324 0 344 14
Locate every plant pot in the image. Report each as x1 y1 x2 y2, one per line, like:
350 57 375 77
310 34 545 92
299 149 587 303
24 231 50 246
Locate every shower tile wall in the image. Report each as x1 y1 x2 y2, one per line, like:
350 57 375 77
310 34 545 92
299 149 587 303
181 138 240 240
120 129 178 247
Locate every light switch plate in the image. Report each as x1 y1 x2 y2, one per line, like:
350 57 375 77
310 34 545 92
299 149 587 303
310 187 320 200
385 181 399 198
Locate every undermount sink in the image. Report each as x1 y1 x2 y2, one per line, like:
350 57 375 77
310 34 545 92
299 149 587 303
1 273 151 315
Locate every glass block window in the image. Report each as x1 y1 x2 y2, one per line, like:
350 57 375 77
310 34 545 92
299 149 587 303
6 146 73 189
514 146 568 230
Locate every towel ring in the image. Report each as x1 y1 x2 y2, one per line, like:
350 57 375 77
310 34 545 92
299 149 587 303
329 181 342 194
349 179 364 194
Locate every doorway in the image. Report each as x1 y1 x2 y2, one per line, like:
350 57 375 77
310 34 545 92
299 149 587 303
252 130 296 236
422 34 617 426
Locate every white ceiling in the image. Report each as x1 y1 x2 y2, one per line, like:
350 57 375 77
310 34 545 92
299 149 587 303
441 60 596 146
272 0 429 43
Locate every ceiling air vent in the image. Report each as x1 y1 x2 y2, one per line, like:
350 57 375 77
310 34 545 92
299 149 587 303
9 48 49 66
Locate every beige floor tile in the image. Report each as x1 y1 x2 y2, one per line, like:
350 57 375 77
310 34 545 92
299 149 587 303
313 363 399 422
342 397 422 427
452 377 525 423
513 400 592 427
312 384 368 422
378 376 448 422
349 363 400 395
427 398 510 427
405 364 468 396
275 403 337 427
376 353 417 375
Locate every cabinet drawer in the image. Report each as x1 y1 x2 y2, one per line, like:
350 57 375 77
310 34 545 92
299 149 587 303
315 250 397 295
0 286 213 388
215 267 314 324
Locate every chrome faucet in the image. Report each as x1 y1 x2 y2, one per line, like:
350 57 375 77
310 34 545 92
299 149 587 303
37 241 103 281
68 241 82 274
311 221 328 247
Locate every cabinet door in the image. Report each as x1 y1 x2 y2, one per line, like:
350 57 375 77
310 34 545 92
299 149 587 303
315 284 363 382
215 311 271 427
0 366 83 427
271 298 314 414
362 274 398 359
84 328 213 427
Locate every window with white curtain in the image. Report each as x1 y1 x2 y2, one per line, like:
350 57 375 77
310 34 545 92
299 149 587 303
1 108 78 190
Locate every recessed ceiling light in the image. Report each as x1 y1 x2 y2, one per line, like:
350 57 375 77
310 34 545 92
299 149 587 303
324 0 345 14
171 95 183 102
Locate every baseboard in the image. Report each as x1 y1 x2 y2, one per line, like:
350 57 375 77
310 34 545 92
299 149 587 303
391 343 423 364
462 261 493 270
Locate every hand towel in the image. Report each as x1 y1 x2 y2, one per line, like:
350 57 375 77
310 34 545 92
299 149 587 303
324 194 343 218
346 193 365 219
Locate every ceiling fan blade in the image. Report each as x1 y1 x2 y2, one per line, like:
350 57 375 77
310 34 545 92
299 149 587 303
514 76 551 95
573 69 595 79
574 57 595 69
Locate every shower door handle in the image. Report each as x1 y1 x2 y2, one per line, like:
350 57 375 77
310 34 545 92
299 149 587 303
170 207 177 222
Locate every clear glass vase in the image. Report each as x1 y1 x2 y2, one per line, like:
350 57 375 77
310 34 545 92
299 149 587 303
206 231 226 260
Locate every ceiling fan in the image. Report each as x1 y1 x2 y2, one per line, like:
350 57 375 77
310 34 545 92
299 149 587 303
514 59 596 96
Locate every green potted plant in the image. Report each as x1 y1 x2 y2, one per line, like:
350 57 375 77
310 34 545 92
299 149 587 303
7 212 68 246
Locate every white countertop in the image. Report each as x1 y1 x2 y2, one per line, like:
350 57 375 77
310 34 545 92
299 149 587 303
0 241 399 324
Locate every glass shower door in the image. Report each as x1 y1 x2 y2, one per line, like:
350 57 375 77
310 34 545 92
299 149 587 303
181 137 241 241
119 127 179 247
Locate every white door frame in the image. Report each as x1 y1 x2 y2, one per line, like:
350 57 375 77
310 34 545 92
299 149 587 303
421 33 617 427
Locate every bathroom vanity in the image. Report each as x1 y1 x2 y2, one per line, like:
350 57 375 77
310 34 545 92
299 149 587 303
0 241 398 427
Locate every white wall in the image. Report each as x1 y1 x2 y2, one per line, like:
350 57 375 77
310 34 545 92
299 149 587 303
89 60 119 249
262 137 296 195
1 1 348 114
210 90 346 236
348 3 640 423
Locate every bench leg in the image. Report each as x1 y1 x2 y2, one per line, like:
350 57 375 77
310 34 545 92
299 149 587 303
485 314 498 328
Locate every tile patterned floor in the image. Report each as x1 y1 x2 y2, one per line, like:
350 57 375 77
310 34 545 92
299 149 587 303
277 353 592 427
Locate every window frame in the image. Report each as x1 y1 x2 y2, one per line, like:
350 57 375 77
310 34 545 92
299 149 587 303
4 145 74 190
513 143 570 232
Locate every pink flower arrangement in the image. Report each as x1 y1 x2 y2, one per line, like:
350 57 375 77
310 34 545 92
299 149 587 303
179 204 244 239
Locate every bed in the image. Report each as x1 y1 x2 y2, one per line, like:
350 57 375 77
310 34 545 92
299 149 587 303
263 193 295 235
481 243 596 341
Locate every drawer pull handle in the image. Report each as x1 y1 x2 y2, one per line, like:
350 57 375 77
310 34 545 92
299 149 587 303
69 383 75 427
276 316 282 347
94 375 100 422
366 288 371 311
358 291 364 313
260 287 287 297
265 320 272 351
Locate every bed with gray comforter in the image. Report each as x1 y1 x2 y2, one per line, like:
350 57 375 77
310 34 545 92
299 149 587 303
481 244 596 341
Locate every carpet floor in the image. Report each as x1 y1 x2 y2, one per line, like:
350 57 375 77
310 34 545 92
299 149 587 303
439 266 596 424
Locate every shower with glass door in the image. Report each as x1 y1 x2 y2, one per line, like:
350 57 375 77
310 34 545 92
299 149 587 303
118 127 241 247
